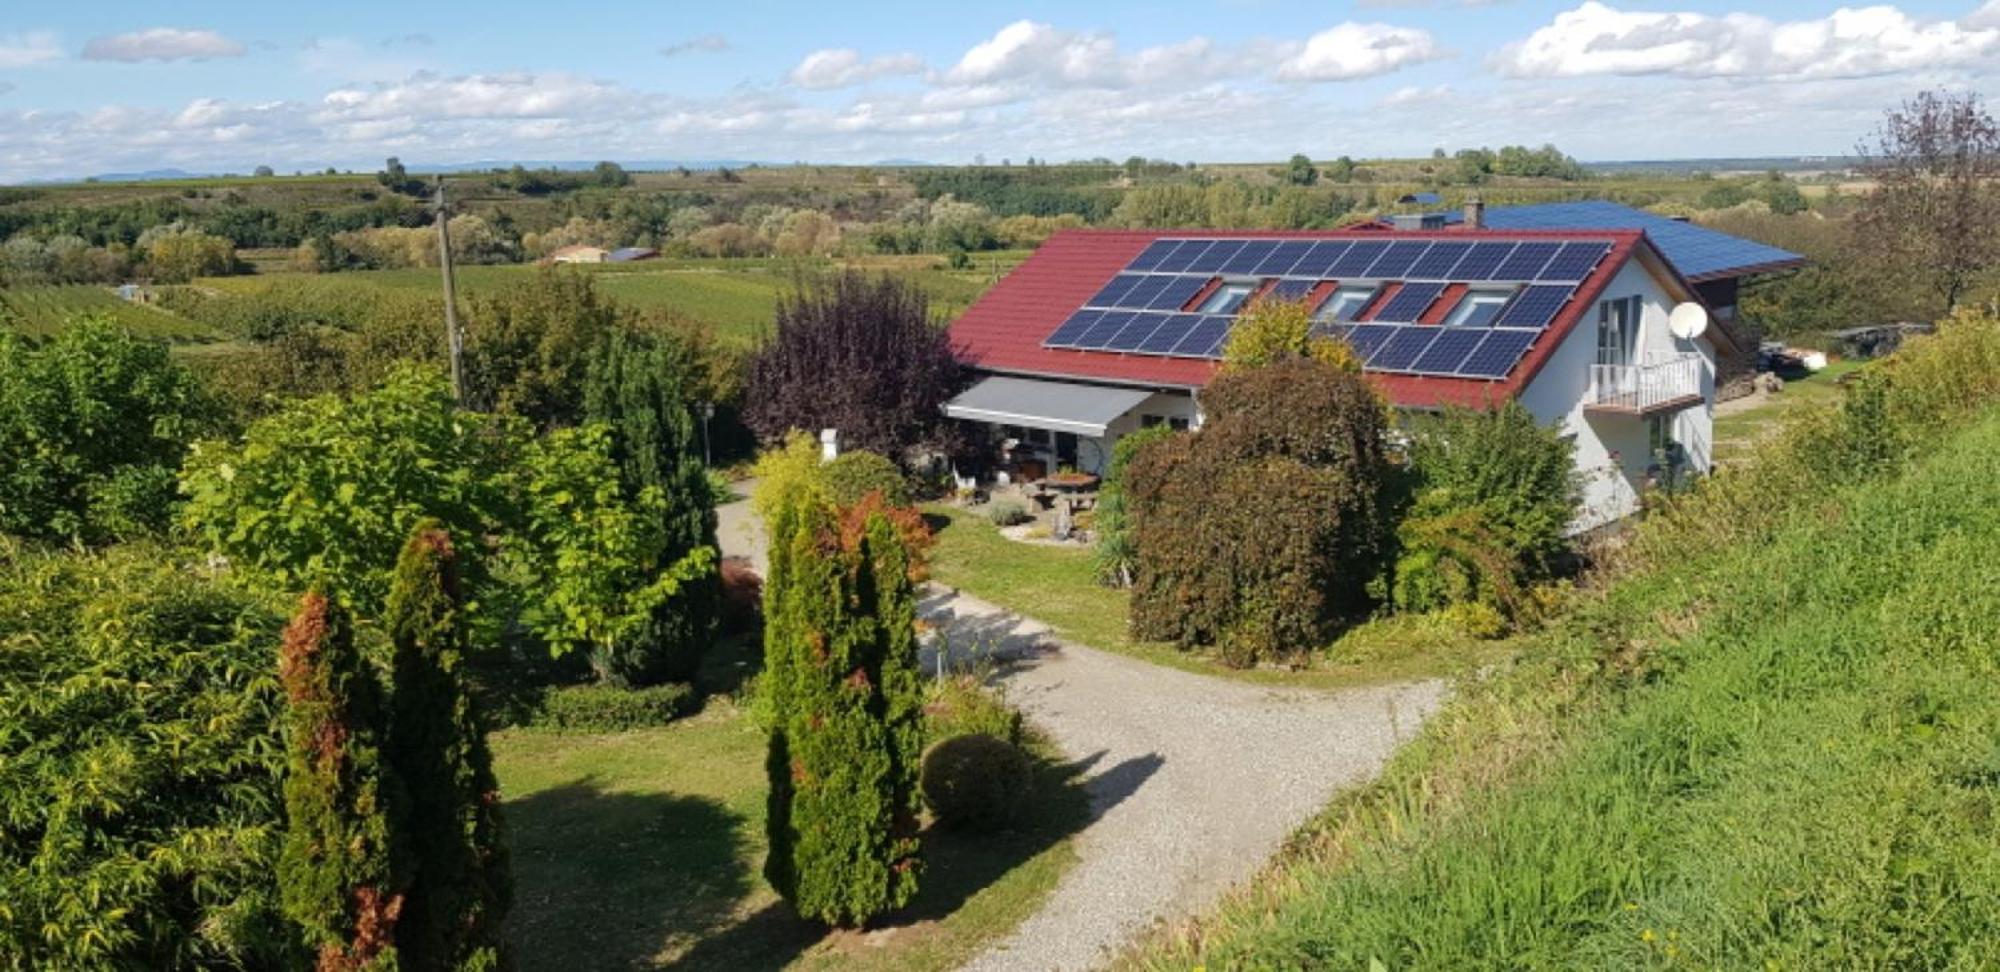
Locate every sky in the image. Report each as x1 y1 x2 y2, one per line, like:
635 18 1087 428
1 1 1996 182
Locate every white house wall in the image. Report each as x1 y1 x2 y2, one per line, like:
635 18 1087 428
1517 258 1716 532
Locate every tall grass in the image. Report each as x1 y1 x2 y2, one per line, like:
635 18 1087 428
1127 312 2000 969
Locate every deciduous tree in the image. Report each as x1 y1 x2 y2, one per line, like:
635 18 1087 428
1857 90 2000 313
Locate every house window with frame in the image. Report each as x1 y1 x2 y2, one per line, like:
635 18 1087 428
1199 282 1255 314
1445 289 1513 328
1319 286 1377 323
1597 296 1641 367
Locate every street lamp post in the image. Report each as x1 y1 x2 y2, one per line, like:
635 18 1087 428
698 401 715 468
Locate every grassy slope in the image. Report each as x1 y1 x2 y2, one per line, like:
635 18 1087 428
922 504 1479 690
0 285 223 342
1130 409 2000 969
491 697 1088 971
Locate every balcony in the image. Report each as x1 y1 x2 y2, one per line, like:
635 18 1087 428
1586 352 1705 416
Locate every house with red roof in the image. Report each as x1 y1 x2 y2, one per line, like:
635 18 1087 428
945 207 1750 529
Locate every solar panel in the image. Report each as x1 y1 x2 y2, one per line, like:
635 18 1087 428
1187 240 1246 275
1344 324 1399 364
1370 326 1442 371
1149 275 1210 311
1412 328 1486 374
1155 240 1213 273
1495 241 1561 280
1253 239 1315 276
1407 240 1473 279
1494 284 1574 329
1327 241 1388 279
1126 239 1180 272
1174 315 1233 358
1119 275 1171 309
1086 273 1144 308
1370 282 1445 323
1536 241 1611 282
1104 312 1165 351
1456 329 1537 379
1073 310 1134 348
1044 309 1100 348
1136 313 1199 354
1362 240 1433 280
1220 240 1278 275
1451 241 1515 280
1287 240 1351 279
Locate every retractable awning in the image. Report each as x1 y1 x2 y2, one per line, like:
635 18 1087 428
944 375 1151 438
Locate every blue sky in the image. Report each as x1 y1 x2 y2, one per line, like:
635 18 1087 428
1 1 1996 181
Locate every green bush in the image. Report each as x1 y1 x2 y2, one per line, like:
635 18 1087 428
0 543 295 968
986 499 1030 527
533 682 695 732
1093 425 1175 587
923 676 1022 747
920 733 1031 831
823 449 912 507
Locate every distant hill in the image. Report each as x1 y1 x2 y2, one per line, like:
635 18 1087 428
1585 156 1857 176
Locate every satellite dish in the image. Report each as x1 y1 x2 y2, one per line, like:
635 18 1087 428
1668 302 1709 342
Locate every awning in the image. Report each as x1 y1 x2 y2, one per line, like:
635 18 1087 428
944 375 1152 438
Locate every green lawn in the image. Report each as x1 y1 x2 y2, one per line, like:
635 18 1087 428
490 688 1087 971
922 504 1478 689
1712 358 1865 463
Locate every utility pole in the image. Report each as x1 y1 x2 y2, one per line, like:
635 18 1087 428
434 176 465 403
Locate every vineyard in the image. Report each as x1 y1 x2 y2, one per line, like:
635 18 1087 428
0 285 222 342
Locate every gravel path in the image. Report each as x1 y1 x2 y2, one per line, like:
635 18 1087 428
715 489 1445 970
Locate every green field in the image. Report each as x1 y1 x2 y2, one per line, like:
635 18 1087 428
0 284 223 342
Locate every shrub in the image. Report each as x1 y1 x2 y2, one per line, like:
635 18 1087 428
1093 425 1175 587
920 734 1031 831
1128 357 1392 665
1219 296 1362 372
533 682 695 732
986 499 1030 527
823 449 913 507
0 544 295 968
923 676 1023 747
0 318 213 542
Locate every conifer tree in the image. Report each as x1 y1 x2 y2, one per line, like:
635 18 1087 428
385 521 511 969
278 589 406 971
762 500 924 926
583 327 721 684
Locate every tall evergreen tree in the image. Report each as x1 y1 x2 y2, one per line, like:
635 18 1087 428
762 500 924 926
385 521 511 969
582 328 720 684
278 589 406 971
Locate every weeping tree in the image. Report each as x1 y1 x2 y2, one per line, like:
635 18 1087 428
385 521 511 969
762 499 925 926
277 589 406 971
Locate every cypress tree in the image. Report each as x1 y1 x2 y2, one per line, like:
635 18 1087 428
763 500 924 926
385 521 511 969
582 327 721 684
278 589 406 971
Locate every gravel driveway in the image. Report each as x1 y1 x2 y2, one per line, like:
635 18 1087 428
715 489 1444 970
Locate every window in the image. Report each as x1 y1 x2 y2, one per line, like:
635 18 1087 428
1169 416 1190 431
1319 286 1377 323
1141 414 1164 428
1446 289 1512 328
1199 282 1255 314
1597 296 1641 367
1024 427 1052 447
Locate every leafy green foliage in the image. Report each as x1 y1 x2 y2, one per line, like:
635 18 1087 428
1392 402 1580 621
0 544 294 968
762 500 925 926
922 675 1023 748
0 318 212 542
530 682 694 733
278 589 405 971
822 449 913 508
464 266 622 427
1219 297 1362 372
1127 357 1392 665
1092 424 1175 588
920 734 1031 831
384 522 511 970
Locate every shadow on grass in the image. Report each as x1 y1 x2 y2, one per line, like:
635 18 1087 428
507 778 754 971
665 745 1147 971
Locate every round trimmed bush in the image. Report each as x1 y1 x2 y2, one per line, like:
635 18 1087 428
823 450 912 507
920 733 1031 830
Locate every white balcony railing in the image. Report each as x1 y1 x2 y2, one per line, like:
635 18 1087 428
1587 352 1704 413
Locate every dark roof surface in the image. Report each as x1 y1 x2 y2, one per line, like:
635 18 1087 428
948 227 1653 410
1414 200 1804 282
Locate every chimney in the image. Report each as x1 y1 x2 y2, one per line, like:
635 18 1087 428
1465 196 1485 230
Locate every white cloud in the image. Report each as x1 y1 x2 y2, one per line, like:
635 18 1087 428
82 28 245 63
660 34 729 57
940 21 1259 89
299 37 435 84
0 31 62 68
317 72 638 122
1381 83 1453 107
1495 2 2000 80
1276 22 1446 81
788 48 925 88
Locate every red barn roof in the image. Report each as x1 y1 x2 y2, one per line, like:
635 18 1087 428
948 227 1653 410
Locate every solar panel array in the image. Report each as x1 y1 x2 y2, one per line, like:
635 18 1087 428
1044 236 1616 382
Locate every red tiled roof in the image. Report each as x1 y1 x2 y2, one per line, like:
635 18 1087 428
948 227 1649 410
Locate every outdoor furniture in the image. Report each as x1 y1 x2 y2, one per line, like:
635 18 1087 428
1017 458 1048 482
